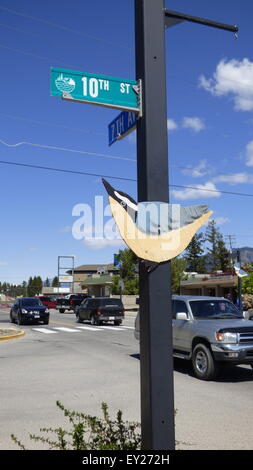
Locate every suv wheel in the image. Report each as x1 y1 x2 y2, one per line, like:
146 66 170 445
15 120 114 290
76 313 82 323
17 313 24 326
114 320 122 326
10 310 15 323
192 343 217 381
90 315 100 326
59 309 65 314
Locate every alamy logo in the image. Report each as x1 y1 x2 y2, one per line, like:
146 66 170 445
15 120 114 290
55 74 76 94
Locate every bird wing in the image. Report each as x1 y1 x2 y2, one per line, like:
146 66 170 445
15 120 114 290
108 196 212 262
136 202 209 236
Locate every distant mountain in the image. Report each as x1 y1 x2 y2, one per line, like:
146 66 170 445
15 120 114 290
232 247 253 265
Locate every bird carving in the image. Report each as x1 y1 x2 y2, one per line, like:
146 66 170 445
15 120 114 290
102 178 212 263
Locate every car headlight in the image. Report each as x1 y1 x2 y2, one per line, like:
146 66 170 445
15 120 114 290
22 309 28 313
215 332 238 344
45 309 49 313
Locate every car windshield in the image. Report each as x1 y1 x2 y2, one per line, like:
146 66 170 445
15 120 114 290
21 298 43 307
189 300 243 319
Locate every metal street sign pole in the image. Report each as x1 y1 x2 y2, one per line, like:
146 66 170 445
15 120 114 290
135 0 238 451
135 0 175 450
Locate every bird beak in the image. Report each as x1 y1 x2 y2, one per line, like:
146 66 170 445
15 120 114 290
102 178 115 198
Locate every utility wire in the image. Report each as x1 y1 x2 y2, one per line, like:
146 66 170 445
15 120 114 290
0 112 106 136
0 5 131 51
1 159 253 198
1 137 253 183
0 139 135 162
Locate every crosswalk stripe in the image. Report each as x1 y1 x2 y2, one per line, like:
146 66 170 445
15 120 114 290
53 327 81 333
76 326 103 331
99 326 125 331
32 328 57 334
32 325 133 334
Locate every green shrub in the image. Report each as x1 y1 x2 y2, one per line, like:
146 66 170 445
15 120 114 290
11 401 141 450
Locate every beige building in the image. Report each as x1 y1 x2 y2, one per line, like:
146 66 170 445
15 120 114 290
180 272 238 300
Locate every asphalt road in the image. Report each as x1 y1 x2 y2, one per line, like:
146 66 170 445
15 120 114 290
0 308 253 450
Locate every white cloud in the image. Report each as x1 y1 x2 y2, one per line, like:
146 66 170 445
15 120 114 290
83 238 126 250
182 117 205 132
213 172 253 185
199 58 253 111
214 216 230 225
167 119 178 131
171 181 221 200
246 140 253 166
182 159 211 178
0 261 8 266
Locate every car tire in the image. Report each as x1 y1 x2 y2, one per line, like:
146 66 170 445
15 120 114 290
76 313 82 323
43 320 49 325
192 343 217 381
10 310 15 323
59 309 65 314
114 320 122 326
91 315 100 326
17 313 24 326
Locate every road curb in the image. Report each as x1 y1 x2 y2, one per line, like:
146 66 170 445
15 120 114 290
0 329 25 342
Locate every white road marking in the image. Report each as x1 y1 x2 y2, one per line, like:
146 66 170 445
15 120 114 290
32 325 133 335
32 328 57 334
53 327 81 333
76 326 103 331
99 326 125 331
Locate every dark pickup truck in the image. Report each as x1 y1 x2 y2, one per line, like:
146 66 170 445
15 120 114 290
56 294 90 313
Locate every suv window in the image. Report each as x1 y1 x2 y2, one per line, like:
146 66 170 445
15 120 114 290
172 300 188 319
86 299 97 307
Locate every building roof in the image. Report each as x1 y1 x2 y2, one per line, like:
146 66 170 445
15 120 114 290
81 275 113 286
70 263 117 273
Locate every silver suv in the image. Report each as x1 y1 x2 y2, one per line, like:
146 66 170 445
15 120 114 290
134 295 253 380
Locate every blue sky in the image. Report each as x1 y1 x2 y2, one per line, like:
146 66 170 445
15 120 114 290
0 0 253 284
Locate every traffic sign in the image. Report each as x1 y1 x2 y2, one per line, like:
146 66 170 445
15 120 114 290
108 110 137 146
51 67 141 113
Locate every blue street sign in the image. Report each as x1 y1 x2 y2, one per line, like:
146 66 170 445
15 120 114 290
108 110 137 146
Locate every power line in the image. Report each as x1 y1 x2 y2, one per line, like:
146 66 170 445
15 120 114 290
0 139 135 162
0 5 131 51
1 159 253 198
2 137 253 192
0 159 136 182
0 112 106 136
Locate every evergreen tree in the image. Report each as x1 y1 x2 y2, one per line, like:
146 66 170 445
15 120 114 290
171 257 187 294
52 276 59 287
205 220 230 272
184 232 206 273
45 277 50 287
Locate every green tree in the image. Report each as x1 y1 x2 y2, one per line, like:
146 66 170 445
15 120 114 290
44 277 50 287
52 276 59 287
205 220 230 272
184 232 206 273
118 249 138 280
171 257 188 294
111 249 138 295
242 273 253 294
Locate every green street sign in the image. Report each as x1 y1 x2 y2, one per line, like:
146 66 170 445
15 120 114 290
51 67 141 114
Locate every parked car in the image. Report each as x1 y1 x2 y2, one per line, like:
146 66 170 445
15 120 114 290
37 296 57 310
10 297 50 325
56 294 90 313
134 295 253 380
75 297 124 326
